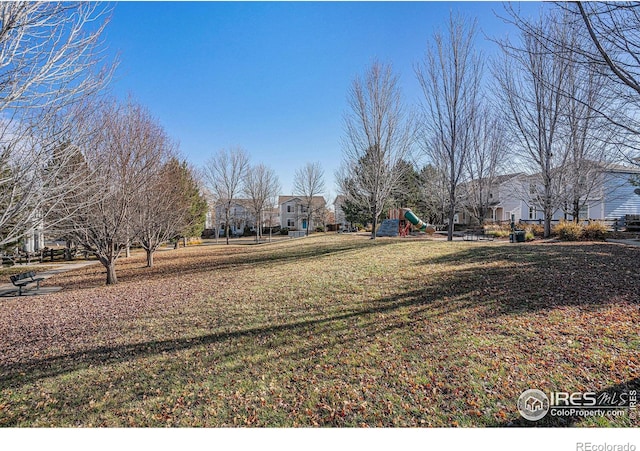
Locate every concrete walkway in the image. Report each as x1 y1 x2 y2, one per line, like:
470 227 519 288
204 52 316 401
606 238 640 247
0 261 99 298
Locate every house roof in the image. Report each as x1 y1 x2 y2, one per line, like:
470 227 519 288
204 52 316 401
278 195 326 206
598 161 640 174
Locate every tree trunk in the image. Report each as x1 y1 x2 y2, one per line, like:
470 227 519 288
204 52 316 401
573 198 580 223
371 214 378 240
146 249 154 268
126 244 131 258
105 261 117 285
544 206 552 238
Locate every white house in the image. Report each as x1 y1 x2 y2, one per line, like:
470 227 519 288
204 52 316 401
278 195 326 232
213 199 256 236
468 164 640 224
22 224 45 253
333 195 348 231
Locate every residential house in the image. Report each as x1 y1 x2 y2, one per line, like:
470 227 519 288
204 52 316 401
21 224 45 253
213 199 256 236
333 195 348 231
279 195 327 232
462 164 640 224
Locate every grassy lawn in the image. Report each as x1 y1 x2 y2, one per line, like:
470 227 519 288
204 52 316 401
0 266 54 278
0 234 638 427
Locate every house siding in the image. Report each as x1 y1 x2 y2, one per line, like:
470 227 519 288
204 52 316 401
603 172 640 219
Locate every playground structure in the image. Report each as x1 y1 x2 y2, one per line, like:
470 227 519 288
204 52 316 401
376 208 435 237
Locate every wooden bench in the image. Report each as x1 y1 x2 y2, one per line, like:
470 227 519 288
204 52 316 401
9 271 45 296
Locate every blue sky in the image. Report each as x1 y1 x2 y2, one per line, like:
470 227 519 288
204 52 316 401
105 1 542 197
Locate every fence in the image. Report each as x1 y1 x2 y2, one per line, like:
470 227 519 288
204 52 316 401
1 247 92 267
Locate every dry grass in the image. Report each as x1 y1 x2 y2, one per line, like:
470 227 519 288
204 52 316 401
0 235 638 427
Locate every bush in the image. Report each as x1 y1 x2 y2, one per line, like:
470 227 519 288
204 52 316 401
280 227 289 235
583 221 608 241
525 224 545 237
554 221 583 241
525 231 535 241
484 223 511 239
315 226 326 233
487 230 510 238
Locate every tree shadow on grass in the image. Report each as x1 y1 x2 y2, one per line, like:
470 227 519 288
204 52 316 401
0 283 455 393
5 241 638 392
417 242 640 315
49 239 398 290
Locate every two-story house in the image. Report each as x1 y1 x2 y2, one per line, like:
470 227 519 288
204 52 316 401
279 195 327 232
463 163 640 224
213 199 256 236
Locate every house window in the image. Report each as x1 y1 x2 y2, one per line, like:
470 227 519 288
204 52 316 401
529 184 537 195
529 207 537 220
287 205 293 213
287 219 295 228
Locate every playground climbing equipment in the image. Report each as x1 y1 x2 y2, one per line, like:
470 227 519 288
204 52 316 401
376 208 435 237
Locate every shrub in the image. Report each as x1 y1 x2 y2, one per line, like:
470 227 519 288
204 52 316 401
280 227 289 235
484 223 511 239
525 231 535 241
554 221 583 241
315 226 326 233
487 230 510 238
583 221 608 241
525 224 545 237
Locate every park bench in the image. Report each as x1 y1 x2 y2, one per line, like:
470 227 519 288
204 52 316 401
9 271 45 296
463 227 494 241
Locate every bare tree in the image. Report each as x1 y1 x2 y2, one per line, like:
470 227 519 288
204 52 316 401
501 2 640 160
415 12 482 240
494 9 573 237
498 5 618 233
418 163 449 226
0 2 114 248
562 50 616 222
56 99 167 285
340 61 414 239
204 147 250 244
134 154 207 268
461 107 508 225
293 161 325 236
243 163 280 242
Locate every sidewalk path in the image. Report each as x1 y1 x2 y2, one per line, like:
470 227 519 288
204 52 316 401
607 238 640 247
0 261 99 298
